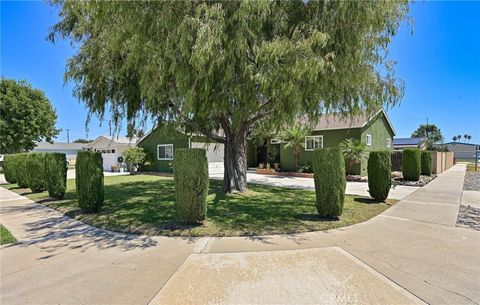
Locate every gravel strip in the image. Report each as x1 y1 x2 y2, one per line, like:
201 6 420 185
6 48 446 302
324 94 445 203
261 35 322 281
456 205 480 231
463 171 480 191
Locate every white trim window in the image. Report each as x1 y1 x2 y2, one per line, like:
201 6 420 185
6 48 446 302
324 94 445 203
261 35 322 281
366 134 372 146
157 144 174 160
386 138 391 148
305 136 323 151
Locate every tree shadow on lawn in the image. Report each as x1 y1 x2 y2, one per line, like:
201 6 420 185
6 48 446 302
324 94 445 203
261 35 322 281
24 176 390 237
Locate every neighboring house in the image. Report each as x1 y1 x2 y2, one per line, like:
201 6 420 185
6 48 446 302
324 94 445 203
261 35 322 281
33 142 86 164
138 109 395 176
392 137 427 150
443 142 478 160
86 135 137 171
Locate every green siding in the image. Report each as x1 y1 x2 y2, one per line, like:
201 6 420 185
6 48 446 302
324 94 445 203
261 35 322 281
359 113 395 176
137 126 189 172
247 141 257 168
280 128 361 172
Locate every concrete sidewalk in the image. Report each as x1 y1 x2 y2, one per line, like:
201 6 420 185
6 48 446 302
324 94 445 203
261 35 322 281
1 164 479 305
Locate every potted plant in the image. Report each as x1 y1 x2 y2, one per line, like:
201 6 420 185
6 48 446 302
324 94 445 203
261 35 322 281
122 147 147 174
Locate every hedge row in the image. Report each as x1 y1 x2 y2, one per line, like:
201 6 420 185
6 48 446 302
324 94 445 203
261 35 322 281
313 147 346 218
76 151 104 213
421 151 432 176
402 148 421 181
2 153 67 198
173 149 209 223
368 151 391 202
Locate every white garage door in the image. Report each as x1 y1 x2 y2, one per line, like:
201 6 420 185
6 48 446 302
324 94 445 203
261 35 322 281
191 142 224 175
102 153 117 171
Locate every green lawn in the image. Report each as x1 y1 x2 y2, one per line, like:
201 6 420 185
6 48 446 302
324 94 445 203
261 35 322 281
0 225 16 245
4 175 396 237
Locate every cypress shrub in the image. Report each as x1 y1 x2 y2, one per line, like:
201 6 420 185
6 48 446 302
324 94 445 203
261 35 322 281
402 148 421 181
3 154 16 183
15 153 30 188
25 153 47 192
368 151 392 202
45 153 67 199
173 149 209 223
313 147 346 217
421 151 432 176
76 151 104 213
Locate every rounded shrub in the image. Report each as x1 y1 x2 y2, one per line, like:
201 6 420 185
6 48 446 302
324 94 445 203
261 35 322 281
45 153 67 199
3 154 17 183
173 148 209 223
402 148 421 181
76 151 104 213
421 151 432 176
15 153 30 188
313 147 346 218
25 153 47 192
367 151 392 202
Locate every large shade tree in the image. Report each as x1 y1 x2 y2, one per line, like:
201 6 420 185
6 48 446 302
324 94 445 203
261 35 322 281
0 78 59 153
50 1 408 192
411 124 444 148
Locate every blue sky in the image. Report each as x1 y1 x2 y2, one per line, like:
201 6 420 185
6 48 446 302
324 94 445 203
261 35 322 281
1 1 479 143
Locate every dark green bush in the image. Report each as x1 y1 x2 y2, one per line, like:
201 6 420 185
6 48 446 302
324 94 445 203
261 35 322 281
45 153 67 199
421 151 432 176
402 148 421 181
3 155 16 183
313 147 346 217
76 151 104 212
15 153 30 188
25 153 47 192
173 149 209 223
368 151 392 202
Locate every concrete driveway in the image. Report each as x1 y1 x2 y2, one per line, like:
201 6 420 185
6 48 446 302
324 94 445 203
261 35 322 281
1 164 479 305
210 172 418 200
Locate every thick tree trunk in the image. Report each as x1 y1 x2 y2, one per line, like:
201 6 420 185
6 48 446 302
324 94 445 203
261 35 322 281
222 128 248 193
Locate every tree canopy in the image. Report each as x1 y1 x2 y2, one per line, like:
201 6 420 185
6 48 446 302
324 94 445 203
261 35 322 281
0 78 59 153
50 0 409 192
411 124 444 147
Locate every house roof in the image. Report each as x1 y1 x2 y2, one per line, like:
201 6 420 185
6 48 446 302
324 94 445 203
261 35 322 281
34 142 86 151
443 142 477 146
311 109 396 135
393 137 426 146
87 135 138 148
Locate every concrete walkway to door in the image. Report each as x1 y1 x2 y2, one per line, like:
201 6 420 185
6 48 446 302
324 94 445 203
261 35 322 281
1 164 479 305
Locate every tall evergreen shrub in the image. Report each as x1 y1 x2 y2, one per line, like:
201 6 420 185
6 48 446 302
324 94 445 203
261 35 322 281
421 151 432 176
313 147 346 217
15 153 30 188
25 153 47 192
402 148 421 181
368 151 391 202
45 153 67 199
2 154 16 183
76 151 104 212
173 149 209 223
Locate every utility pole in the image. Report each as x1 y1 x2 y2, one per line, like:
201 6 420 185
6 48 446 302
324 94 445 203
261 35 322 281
66 129 70 143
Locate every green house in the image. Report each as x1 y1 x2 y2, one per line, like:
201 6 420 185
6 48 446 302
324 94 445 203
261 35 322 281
252 109 395 176
138 110 395 176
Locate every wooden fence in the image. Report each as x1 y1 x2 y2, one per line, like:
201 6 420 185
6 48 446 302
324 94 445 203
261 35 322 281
391 150 454 174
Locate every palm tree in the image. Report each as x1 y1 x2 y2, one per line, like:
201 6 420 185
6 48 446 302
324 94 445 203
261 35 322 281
467 135 472 143
452 136 458 142
279 125 311 170
339 138 367 174
464 134 468 142
457 135 462 142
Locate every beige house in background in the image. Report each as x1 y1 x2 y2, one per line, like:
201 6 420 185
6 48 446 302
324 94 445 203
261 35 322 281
86 135 137 171
443 142 478 160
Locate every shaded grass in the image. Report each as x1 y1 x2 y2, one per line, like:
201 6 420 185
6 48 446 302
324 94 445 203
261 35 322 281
0 224 16 245
4 175 396 237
